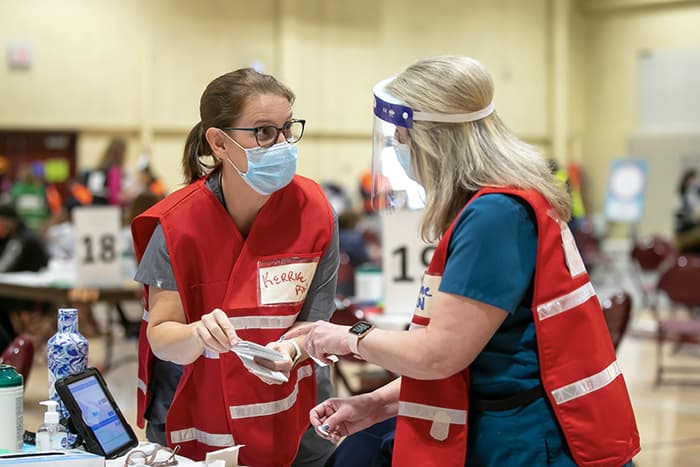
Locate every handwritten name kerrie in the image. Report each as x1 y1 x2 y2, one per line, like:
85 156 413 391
258 260 319 305
262 270 307 288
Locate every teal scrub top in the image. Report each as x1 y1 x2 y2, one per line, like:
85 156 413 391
440 193 577 466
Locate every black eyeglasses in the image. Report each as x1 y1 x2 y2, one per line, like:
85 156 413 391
124 445 180 467
222 119 305 148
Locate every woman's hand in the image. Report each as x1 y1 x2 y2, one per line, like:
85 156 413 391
192 308 240 354
251 340 297 385
310 394 382 443
285 321 352 364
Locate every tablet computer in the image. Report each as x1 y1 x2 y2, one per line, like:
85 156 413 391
54 367 139 459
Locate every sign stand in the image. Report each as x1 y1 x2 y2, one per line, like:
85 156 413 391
73 206 123 288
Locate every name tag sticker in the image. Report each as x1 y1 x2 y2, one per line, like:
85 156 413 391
257 256 320 306
415 273 442 318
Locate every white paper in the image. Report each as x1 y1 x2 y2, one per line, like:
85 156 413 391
232 341 286 362
232 341 288 382
235 354 288 382
205 445 244 467
309 354 339 367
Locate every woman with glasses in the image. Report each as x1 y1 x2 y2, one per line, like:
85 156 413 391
131 68 338 467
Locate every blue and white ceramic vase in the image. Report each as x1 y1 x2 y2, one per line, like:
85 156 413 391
47 308 88 423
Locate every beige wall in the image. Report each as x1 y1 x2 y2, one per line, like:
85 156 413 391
0 0 552 200
581 1 700 230
1 0 699 223
0 0 279 191
568 2 589 165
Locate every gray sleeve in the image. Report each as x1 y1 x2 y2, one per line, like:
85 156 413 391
297 211 339 322
133 224 178 291
0 238 24 272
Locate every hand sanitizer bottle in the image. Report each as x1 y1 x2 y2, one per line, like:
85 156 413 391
36 400 67 451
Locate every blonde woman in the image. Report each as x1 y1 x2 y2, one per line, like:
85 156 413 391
288 56 639 467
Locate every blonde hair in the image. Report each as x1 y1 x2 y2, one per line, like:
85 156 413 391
387 56 570 242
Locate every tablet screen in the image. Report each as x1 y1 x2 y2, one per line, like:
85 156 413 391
66 374 133 455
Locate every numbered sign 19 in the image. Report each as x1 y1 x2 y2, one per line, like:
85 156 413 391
381 209 435 316
73 205 122 287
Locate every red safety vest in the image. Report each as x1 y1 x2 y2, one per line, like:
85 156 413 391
132 174 334 465
393 187 640 467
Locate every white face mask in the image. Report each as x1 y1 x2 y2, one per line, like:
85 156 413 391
392 137 417 182
221 131 298 195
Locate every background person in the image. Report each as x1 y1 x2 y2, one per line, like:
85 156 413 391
123 157 167 203
288 56 639 467
673 168 700 254
131 68 339 466
82 137 128 206
0 203 49 350
10 163 50 231
336 209 371 297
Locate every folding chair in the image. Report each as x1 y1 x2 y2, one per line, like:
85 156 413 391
601 291 632 351
652 255 700 385
630 236 675 308
0 333 35 385
570 222 618 284
336 251 355 298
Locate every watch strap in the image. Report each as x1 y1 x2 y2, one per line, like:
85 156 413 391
348 332 360 354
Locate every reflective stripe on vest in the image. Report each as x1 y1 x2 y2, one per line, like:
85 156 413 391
230 315 297 330
229 365 313 419
536 282 596 320
169 428 235 447
551 360 621 405
398 401 467 424
398 401 467 442
137 378 147 394
142 312 295 328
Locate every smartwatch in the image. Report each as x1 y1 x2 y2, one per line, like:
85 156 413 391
348 320 375 354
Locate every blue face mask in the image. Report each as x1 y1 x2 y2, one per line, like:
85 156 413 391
222 132 298 195
392 137 417 182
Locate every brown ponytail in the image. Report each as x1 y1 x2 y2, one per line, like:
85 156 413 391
181 68 295 184
182 121 207 184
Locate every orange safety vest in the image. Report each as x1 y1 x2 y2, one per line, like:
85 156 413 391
70 182 94 206
132 174 334 465
45 184 63 215
360 169 390 213
393 187 640 467
148 179 166 198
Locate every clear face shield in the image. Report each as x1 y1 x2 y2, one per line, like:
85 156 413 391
371 78 425 212
370 77 496 212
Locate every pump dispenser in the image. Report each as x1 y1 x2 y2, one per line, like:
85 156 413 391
36 400 67 451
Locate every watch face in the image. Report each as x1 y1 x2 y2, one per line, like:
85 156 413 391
350 321 373 335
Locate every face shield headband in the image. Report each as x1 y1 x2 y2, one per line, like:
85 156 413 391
372 77 495 129
370 77 495 211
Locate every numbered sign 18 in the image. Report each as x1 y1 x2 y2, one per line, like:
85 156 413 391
381 210 435 316
73 205 122 287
